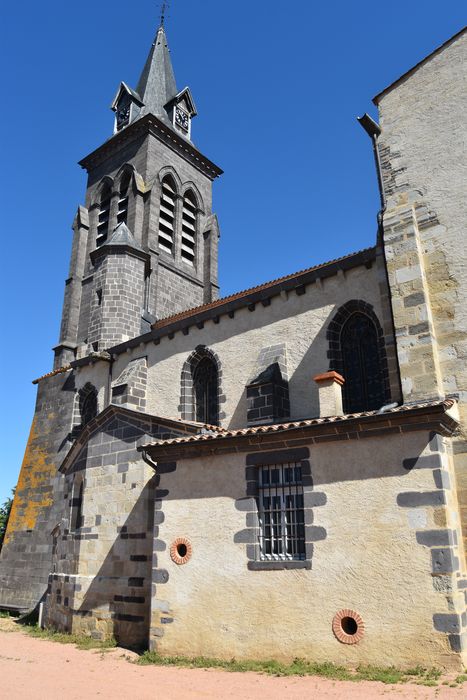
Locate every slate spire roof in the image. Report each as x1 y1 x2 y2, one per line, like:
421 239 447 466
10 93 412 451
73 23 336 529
136 25 178 122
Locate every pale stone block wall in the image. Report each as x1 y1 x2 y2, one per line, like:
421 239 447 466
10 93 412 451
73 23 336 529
377 30 467 554
107 254 399 428
150 431 467 669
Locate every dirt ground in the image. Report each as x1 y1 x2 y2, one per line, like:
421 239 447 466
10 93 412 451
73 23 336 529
0 618 465 699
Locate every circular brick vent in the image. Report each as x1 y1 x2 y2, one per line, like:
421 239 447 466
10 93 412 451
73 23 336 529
332 609 365 644
170 538 192 565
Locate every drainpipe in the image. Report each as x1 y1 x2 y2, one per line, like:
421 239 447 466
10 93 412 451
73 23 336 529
357 113 386 223
140 449 158 472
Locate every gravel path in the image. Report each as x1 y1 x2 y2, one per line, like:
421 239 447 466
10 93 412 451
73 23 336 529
0 620 465 699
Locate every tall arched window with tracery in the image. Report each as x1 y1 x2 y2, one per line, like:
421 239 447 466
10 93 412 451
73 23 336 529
340 313 386 413
158 176 177 254
117 171 131 225
327 301 390 414
193 356 218 425
97 182 112 246
181 190 197 265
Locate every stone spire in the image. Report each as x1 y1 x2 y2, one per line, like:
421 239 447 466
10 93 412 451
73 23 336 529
136 25 178 122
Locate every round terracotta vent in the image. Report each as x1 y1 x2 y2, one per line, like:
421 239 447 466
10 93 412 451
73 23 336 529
332 609 365 644
170 538 192 565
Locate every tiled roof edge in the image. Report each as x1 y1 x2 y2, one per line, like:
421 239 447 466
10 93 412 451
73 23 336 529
32 365 72 385
138 399 458 456
107 245 377 357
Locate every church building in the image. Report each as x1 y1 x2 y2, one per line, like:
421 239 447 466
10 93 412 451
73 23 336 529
1 19 466 670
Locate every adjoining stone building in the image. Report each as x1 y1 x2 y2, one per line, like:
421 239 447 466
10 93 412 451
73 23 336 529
1 20 466 670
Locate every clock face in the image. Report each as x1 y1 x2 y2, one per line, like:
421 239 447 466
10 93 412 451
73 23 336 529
175 106 189 132
116 102 131 129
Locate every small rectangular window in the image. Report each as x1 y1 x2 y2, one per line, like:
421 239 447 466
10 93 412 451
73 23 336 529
258 462 305 561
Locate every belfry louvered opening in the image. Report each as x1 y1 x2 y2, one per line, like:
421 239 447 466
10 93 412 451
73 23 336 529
181 191 197 265
96 183 111 246
158 176 176 254
117 172 131 225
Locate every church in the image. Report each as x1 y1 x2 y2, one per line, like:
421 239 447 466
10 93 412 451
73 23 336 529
1 19 466 670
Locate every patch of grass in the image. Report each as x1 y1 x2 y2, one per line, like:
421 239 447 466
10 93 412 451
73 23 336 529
0 611 11 618
27 625 116 650
137 653 354 679
136 653 441 685
454 674 467 684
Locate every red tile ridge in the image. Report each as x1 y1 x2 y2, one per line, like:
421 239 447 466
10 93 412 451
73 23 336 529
32 365 72 385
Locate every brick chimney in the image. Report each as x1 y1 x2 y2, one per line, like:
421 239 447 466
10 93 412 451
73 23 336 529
313 371 345 417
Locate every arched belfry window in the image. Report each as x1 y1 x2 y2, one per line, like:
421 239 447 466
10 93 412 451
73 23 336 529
79 383 98 427
158 176 176 254
180 347 225 426
327 301 390 414
193 356 218 425
97 182 112 246
181 190 197 265
117 171 131 225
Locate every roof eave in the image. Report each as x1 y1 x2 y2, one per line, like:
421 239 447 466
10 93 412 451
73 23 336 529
138 401 459 462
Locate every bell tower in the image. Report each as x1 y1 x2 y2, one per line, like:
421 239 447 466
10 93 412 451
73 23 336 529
54 20 223 369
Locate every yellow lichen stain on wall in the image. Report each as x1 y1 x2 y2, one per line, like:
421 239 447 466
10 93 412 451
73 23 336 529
4 414 56 545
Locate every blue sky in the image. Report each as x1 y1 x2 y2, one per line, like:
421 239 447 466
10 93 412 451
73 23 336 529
0 1 464 504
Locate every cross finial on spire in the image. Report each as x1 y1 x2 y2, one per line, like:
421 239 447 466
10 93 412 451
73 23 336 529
159 1 168 28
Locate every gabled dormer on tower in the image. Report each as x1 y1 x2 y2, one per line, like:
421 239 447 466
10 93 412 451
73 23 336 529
111 26 197 140
54 18 222 369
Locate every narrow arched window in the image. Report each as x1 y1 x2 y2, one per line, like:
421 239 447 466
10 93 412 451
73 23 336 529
340 313 387 413
181 190 197 265
158 176 176 254
193 357 218 425
79 383 98 427
117 171 131 225
97 183 111 246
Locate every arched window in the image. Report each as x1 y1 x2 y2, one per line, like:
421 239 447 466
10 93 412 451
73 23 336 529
327 301 390 414
97 182 112 246
117 171 131 225
158 176 176 254
70 477 84 531
340 313 387 413
181 190 197 265
193 356 218 425
180 347 224 426
79 383 98 427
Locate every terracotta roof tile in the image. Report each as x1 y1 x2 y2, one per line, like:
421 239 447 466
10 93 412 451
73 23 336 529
33 365 72 385
140 399 455 449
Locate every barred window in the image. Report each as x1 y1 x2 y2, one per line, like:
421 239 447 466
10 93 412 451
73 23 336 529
258 462 305 561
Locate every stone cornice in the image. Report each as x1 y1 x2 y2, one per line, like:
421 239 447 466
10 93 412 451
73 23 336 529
78 113 223 181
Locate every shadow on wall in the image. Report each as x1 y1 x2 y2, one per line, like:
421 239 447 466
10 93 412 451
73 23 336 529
75 478 157 650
